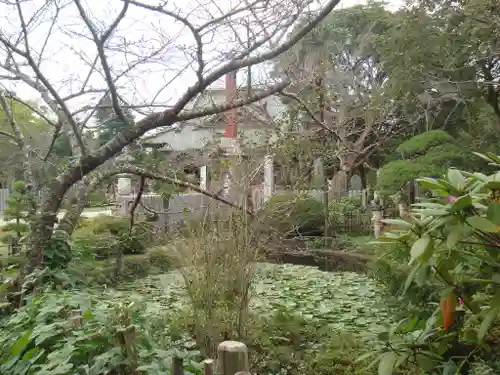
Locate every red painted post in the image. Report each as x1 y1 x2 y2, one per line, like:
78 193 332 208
224 71 238 139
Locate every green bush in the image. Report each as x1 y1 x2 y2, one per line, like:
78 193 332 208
261 192 324 235
1 222 29 233
148 247 173 272
86 189 108 207
370 242 437 320
329 197 364 222
72 215 155 257
122 254 151 279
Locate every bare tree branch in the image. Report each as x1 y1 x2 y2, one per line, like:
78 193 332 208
119 166 254 216
177 79 289 121
11 0 87 156
73 0 131 125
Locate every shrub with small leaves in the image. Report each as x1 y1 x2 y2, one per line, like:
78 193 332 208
261 192 324 235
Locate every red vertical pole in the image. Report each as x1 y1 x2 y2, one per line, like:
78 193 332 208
224 71 238 138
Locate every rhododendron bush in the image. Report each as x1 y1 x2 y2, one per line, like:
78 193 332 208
363 152 500 375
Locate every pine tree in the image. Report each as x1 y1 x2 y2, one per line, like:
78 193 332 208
2 181 30 254
94 94 135 145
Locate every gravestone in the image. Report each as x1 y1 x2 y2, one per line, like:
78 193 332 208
349 174 362 191
117 175 132 195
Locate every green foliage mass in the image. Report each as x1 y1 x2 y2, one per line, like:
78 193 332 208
261 192 324 234
377 130 468 195
0 264 391 375
72 215 154 258
369 152 500 374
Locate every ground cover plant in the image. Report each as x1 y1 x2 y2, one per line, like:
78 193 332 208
0 263 393 375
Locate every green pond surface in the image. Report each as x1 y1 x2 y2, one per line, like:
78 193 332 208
126 263 392 339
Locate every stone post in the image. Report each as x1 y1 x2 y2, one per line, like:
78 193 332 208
371 199 384 238
263 154 274 202
200 165 208 191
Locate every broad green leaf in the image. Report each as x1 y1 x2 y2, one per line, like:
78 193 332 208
478 308 499 341
466 216 499 233
415 264 431 286
462 171 489 182
415 354 435 372
446 223 463 249
411 202 446 209
487 203 500 225
380 219 413 229
412 208 449 216
442 360 458 375
403 263 421 294
437 179 460 195
447 169 466 189
472 151 496 164
484 181 500 190
11 329 32 357
416 178 442 191
486 152 500 164
451 195 472 212
410 235 433 261
378 351 397 375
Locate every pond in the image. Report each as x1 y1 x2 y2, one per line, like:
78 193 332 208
126 263 393 339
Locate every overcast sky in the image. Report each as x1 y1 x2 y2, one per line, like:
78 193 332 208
0 0 404 122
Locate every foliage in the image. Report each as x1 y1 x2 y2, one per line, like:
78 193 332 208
396 130 455 158
370 242 439 321
248 309 372 375
377 131 468 195
0 100 53 184
147 247 173 273
122 254 151 279
93 93 135 145
73 215 155 258
167 214 262 357
368 152 500 374
86 190 109 207
329 196 367 233
0 289 199 375
1 181 32 253
261 192 324 235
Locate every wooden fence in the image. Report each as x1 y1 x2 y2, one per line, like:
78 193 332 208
331 212 372 234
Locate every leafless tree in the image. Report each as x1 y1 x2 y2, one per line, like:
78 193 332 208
0 0 341 275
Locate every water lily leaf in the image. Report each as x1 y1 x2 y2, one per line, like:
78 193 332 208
466 216 498 233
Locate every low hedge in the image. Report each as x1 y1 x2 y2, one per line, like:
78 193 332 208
260 192 324 235
73 215 155 257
